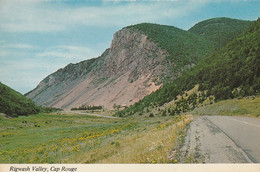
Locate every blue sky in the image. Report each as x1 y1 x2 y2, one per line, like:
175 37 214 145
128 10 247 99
0 0 259 94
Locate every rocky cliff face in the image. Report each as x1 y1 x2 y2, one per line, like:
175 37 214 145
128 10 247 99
26 27 172 110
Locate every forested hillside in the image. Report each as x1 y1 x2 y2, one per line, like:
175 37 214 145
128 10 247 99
0 82 40 117
189 17 251 49
116 19 260 117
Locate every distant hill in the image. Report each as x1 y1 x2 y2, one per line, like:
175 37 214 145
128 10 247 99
189 17 251 49
0 82 40 116
116 18 259 116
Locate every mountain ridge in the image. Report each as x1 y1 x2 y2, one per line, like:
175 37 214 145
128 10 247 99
189 17 251 49
26 17 253 110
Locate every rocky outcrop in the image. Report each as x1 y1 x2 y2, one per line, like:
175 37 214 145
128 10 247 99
26 27 172 110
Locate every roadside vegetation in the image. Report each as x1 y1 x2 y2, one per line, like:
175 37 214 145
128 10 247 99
190 96 260 118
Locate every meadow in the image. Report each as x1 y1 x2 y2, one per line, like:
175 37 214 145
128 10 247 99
0 112 191 163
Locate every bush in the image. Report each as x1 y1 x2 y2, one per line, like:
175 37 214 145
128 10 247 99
71 104 103 111
161 110 166 116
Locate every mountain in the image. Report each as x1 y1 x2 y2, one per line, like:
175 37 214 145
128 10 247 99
26 23 214 110
189 17 251 49
26 17 252 110
117 18 260 117
0 82 40 117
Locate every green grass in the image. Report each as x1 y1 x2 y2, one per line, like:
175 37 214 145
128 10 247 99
0 113 121 163
190 96 260 117
0 112 191 163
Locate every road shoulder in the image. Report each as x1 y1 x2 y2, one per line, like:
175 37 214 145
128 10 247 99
177 116 252 163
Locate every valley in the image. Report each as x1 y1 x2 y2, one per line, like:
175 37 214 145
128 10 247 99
0 17 259 164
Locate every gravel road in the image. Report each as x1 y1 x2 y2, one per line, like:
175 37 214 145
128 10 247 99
179 116 260 163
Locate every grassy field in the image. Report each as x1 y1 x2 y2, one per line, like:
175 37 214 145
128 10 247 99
190 96 260 118
0 112 192 164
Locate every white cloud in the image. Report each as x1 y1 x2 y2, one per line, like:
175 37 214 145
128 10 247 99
36 45 101 60
0 0 207 32
0 43 102 93
2 44 35 49
0 43 36 60
0 55 67 94
0 50 9 57
0 62 57 94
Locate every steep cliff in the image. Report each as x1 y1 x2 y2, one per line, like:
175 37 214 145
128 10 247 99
26 27 171 109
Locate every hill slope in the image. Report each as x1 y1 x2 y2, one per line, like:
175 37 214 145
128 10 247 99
26 22 214 110
0 82 40 116
189 17 251 49
117 18 259 116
